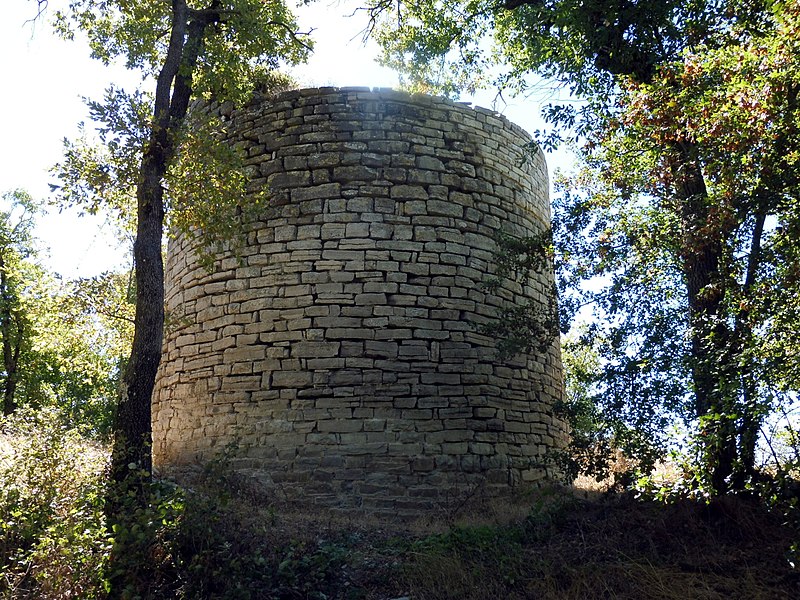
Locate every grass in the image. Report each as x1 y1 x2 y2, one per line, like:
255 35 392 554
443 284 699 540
159 467 799 600
1 415 798 599
377 491 798 599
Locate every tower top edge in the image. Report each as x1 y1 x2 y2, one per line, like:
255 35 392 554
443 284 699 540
204 86 540 152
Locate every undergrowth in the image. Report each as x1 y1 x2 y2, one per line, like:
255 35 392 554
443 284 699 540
1 409 798 599
0 407 109 598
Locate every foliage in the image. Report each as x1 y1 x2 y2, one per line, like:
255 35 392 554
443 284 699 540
552 0 800 491
52 0 308 97
368 0 686 97
554 330 665 485
54 86 151 223
53 85 289 259
478 230 559 358
0 407 110 598
0 407 363 599
50 0 309 242
56 272 135 435
371 0 800 494
69 269 136 360
0 191 128 433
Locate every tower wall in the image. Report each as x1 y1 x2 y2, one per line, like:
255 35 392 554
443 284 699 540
153 87 566 514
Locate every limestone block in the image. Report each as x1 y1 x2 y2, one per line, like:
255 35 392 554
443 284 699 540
318 419 364 433
292 341 340 358
271 371 313 387
390 185 427 200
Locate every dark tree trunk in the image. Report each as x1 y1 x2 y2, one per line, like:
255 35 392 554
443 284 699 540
109 151 166 484
669 141 737 493
0 252 21 416
108 0 221 493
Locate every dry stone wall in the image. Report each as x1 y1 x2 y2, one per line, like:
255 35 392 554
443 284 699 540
153 87 567 515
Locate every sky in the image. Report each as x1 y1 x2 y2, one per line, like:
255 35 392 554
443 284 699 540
0 0 572 280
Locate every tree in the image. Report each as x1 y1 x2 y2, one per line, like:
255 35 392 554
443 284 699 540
45 0 310 497
0 190 129 431
369 0 800 493
0 190 40 415
44 272 136 435
560 7 800 491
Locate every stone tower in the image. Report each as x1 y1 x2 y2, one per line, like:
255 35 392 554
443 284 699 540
153 87 566 514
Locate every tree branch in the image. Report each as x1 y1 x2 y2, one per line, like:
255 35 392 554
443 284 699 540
264 21 314 52
154 0 190 135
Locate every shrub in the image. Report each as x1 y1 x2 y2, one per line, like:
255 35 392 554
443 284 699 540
0 407 110 598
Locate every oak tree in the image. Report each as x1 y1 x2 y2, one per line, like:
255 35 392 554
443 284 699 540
45 0 310 493
370 0 800 492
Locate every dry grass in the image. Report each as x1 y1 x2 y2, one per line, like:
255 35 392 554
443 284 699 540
385 493 799 600
4 435 796 600
165 466 800 600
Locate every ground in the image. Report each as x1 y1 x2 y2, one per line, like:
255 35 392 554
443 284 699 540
164 466 800 600
2 424 797 599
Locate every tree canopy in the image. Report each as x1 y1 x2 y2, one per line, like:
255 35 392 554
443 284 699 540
372 0 800 492
0 190 129 432
44 0 311 534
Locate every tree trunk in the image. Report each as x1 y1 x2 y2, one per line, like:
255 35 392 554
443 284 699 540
0 251 20 416
669 141 736 493
109 156 166 483
108 0 191 493
108 0 220 493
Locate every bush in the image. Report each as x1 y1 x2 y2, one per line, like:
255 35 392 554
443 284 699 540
0 408 357 599
0 407 110 598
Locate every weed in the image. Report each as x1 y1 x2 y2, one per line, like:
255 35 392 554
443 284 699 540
0 414 797 599
0 407 109 599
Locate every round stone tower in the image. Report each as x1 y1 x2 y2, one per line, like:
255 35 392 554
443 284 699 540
153 87 566 515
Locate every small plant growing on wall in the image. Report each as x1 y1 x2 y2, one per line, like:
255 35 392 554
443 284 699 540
479 229 559 359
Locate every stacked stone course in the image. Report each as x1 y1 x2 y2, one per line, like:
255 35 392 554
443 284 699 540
153 87 567 515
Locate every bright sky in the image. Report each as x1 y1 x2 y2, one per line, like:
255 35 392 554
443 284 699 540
0 0 571 280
